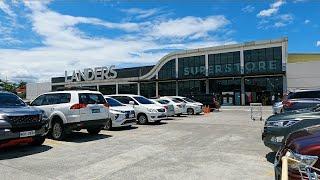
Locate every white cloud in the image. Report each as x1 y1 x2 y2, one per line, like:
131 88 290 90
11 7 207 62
257 0 285 17
304 19 310 24
0 1 234 83
149 16 229 39
121 8 160 19
317 41 320 47
242 5 255 13
0 0 16 18
274 14 293 27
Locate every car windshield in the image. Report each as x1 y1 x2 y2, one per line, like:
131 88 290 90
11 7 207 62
158 100 169 104
106 97 124 107
0 93 26 107
172 99 182 103
133 96 154 104
183 97 196 103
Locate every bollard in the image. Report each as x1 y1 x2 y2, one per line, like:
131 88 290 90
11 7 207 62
281 156 288 180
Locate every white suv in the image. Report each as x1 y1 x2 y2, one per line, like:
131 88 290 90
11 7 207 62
169 96 203 115
108 94 166 124
30 90 110 140
104 96 136 130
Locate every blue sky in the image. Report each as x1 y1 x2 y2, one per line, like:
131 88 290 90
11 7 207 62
0 0 319 82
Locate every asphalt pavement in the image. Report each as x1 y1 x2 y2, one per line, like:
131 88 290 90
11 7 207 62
0 107 274 180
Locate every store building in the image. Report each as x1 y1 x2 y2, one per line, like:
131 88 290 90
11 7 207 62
48 38 288 106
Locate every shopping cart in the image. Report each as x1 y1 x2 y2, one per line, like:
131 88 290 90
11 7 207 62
250 103 263 121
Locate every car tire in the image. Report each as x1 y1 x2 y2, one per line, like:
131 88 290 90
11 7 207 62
187 108 194 115
138 114 148 125
51 120 65 140
31 136 46 146
87 127 102 135
104 119 112 130
177 113 181 117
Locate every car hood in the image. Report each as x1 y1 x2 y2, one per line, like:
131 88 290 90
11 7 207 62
286 128 320 155
0 106 42 116
267 111 320 122
140 104 163 109
110 105 134 112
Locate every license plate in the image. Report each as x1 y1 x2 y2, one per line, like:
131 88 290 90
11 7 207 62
20 130 35 138
92 109 100 113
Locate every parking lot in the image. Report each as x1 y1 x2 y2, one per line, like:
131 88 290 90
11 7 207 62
0 107 274 180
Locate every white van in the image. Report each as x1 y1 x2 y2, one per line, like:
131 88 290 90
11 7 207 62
104 96 136 130
168 96 203 115
108 94 167 124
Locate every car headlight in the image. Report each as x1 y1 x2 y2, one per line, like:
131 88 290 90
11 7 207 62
265 120 299 127
147 108 158 113
286 150 318 171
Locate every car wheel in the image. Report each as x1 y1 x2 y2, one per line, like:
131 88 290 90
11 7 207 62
155 120 161 124
138 114 148 125
87 127 102 135
187 108 194 115
51 121 65 140
105 119 112 130
31 136 46 146
177 113 181 117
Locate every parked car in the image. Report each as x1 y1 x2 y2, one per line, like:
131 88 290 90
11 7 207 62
104 97 136 130
262 108 320 151
150 99 175 117
155 97 186 116
168 96 203 115
108 94 167 124
186 94 220 109
0 91 49 148
273 101 284 114
274 125 320 180
283 90 320 112
30 90 109 140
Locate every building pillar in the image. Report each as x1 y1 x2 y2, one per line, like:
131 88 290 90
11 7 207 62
156 82 159 97
176 81 179 96
97 84 99 91
205 53 209 76
241 77 245 105
240 48 244 74
175 57 179 78
137 82 140 95
206 79 209 94
283 75 287 94
116 83 119 94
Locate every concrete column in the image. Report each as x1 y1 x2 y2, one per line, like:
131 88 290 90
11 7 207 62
116 83 119 94
137 82 140 95
241 77 245 105
175 57 179 78
240 48 244 74
176 81 179 96
283 75 287 94
156 82 159 97
205 53 209 76
205 79 209 94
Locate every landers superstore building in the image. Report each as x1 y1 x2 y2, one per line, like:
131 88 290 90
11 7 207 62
50 38 288 106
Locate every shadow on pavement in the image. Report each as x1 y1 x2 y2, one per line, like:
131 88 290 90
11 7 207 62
266 151 276 163
0 145 52 160
149 121 168 126
61 132 112 143
109 126 138 131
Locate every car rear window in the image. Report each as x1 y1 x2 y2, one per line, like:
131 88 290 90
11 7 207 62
79 93 106 104
288 91 320 99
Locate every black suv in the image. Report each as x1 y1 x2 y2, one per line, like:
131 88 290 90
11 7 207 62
0 91 49 148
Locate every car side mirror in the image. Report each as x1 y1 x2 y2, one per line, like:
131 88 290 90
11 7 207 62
129 101 135 105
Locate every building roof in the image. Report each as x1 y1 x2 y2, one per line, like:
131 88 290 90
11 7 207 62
288 53 320 63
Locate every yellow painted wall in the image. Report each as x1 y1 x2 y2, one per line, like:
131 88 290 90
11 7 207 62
288 54 320 63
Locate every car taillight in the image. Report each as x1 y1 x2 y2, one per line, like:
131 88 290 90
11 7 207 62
104 103 110 108
283 100 294 108
70 103 87 109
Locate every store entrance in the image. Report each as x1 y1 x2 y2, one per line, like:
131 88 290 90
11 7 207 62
209 78 241 106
